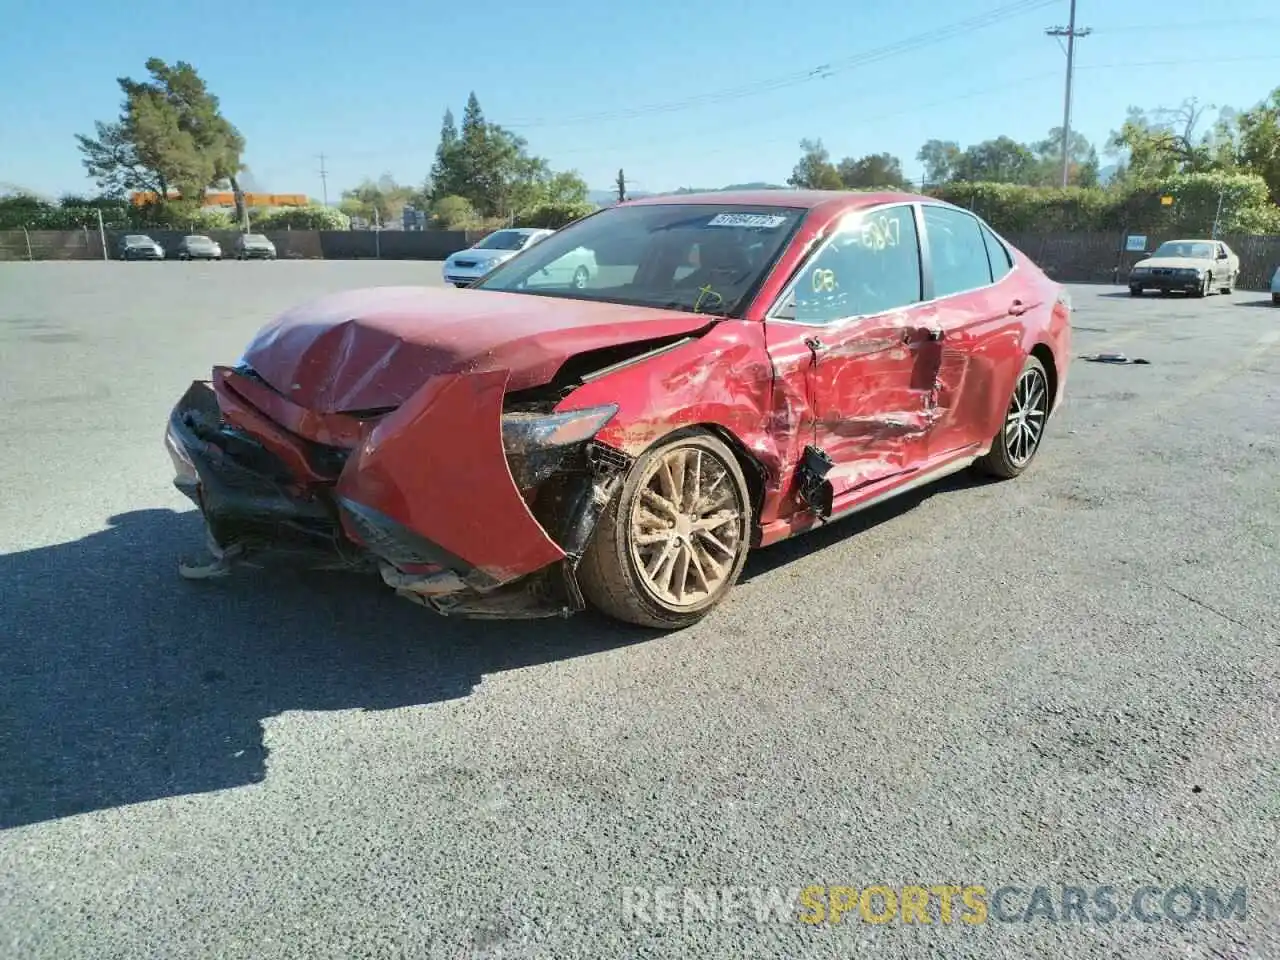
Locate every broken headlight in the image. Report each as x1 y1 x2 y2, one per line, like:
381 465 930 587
501 404 618 491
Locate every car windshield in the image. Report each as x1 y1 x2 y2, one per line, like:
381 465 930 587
125 236 151 245
186 236 211 243
474 230 532 251
244 234 269 243
472 203 807 316
1153 241 1214 259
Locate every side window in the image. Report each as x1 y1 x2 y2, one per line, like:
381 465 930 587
980 223 1013 281
790 206 923 324
923 206 994 298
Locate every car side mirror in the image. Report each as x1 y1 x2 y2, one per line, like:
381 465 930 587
1217 252 1229 260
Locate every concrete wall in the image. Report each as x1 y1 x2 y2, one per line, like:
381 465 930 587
2 228 1278 290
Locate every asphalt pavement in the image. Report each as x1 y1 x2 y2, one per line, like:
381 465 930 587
1 261 1277 959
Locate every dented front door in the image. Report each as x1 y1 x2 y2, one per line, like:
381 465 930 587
765 203 935 500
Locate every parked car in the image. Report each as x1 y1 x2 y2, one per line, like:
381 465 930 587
176 235 223 261
442 228 555 287
166 191 1071 629
1271 265 1280 305
1128 239 1239 297
235 233 277 260
117 234 165 260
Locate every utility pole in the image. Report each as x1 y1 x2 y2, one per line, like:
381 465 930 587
1047 1 1092 188
317 154 330 207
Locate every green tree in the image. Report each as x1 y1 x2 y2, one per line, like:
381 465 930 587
1231 87 1280 202
75 58 244 220
917 139 962 185
431 194 476 229
339 174 414 224
836 152 910 189
428 93 584 220
787 139 843 190
1107 99 1222 180
428 108 459 197
952 136 1038 184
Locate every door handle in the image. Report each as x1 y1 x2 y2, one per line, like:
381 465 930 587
1009 299 1029 316
804 336 826 353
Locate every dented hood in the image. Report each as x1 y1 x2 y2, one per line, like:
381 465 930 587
240 286 714 412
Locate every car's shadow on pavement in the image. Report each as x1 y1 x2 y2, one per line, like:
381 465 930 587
0 508 651 830
1237 299 1279 308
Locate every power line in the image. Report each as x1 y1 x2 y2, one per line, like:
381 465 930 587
1093 17 1280 33
1046 1 1092 188
501 0 1058 129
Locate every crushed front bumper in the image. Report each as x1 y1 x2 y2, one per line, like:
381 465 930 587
166 371 631 618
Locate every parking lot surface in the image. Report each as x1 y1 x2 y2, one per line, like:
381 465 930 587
1 262 1277 959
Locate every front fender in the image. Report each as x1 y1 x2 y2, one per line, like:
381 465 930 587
336 369 566 585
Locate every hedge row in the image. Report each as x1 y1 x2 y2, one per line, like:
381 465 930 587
928 171 1280 235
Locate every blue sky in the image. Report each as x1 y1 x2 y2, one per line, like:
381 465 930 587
2 0 1279 200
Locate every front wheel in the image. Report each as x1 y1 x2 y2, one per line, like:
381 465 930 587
571 265 590 289
1219 273 1233 294
578 431 752 629
1129 286 1143 297
1193 274 1211 298
975 355 1050 480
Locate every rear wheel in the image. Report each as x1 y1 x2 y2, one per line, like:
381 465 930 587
1219 273 1233 294
578 431 752 629
1129 286 1142 296
975 355 1050 480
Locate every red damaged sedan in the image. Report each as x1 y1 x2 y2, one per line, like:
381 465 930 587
166 191 1071 628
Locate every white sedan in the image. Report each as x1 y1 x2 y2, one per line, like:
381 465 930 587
442 228 553 287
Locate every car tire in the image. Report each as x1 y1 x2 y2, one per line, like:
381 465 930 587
1272 293 1280 305
577 430 752 629
1194 274 1211 298
1219 273 1232 294
572 265 590 290
1129 286 1142 296
975 355 1050 480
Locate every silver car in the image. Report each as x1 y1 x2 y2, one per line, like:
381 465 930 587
1271 265 1280 305
442 228 555 287
176 235 223 260
117 234 165 260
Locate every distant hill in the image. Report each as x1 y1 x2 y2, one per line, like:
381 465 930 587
668 182 787 194
588 182 787 206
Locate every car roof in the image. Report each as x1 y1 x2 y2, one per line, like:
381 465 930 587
621 189 938 217
1160 238 1218 244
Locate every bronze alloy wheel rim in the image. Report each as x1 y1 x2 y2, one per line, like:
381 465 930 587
628 445 744 608
1005 366 1049 466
